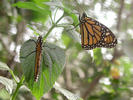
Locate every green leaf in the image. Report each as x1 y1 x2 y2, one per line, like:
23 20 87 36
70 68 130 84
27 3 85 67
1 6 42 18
61 30 81 49
93 48 103 66
0 88 10 100
13 2 48 13
54 82 83 100
0 61 10 71
13 1 51 22
61 33 72 48
20 39 65 99
0 76 13 94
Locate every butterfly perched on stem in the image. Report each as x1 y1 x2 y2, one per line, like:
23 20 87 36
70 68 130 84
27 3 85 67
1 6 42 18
79 12 117 50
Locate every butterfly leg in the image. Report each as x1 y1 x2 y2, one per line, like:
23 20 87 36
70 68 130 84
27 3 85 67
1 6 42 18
30 39 37 44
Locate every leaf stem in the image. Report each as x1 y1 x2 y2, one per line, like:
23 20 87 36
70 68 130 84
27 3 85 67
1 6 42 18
9 69 18 83
11 75 25 100
43 14 64 41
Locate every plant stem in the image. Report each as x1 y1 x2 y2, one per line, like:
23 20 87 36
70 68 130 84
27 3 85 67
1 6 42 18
43 14 64 41
9 70 18 83
11 75 25 100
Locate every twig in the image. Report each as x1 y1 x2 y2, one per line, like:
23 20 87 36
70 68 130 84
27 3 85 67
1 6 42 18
112 0 125 62
116 0 125 31
15 20 26 45
124 0 133 30
111 48 124 62
0 33 14 56
82 74 103 100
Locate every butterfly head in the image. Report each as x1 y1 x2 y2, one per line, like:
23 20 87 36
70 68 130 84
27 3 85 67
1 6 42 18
79 12 87 22
37 35 43 45
38 35 42 40
82 12 87 18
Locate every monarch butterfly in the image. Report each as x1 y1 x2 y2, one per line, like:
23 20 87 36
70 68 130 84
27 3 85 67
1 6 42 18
79 12 117 50
20 36 43 82
34 35 43 82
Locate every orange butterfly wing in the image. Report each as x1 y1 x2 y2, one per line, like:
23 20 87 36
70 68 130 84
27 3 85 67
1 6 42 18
79 13 117 50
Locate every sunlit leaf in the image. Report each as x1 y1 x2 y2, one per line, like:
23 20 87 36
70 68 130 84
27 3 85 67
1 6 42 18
0 76 13 94
20 39 65 100
0 89 10 99
54 82 83 100
0 61 10 71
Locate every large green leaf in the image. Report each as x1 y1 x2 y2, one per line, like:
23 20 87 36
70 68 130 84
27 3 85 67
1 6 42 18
13 1 51 22
20 39 65 100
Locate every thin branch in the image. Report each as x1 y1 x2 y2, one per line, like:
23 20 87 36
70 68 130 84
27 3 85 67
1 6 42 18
112 0 125 63
0 33 15 56
111 48 124 62
116 0 125 32
82 74 103 100
15 20 26 45
124 0 133 30
65 65 73 90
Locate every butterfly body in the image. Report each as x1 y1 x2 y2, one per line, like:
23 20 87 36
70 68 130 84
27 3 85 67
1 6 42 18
34 36 43 82
79 12 117 50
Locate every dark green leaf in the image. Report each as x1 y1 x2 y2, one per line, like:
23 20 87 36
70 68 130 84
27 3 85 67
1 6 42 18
20 39 65 99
